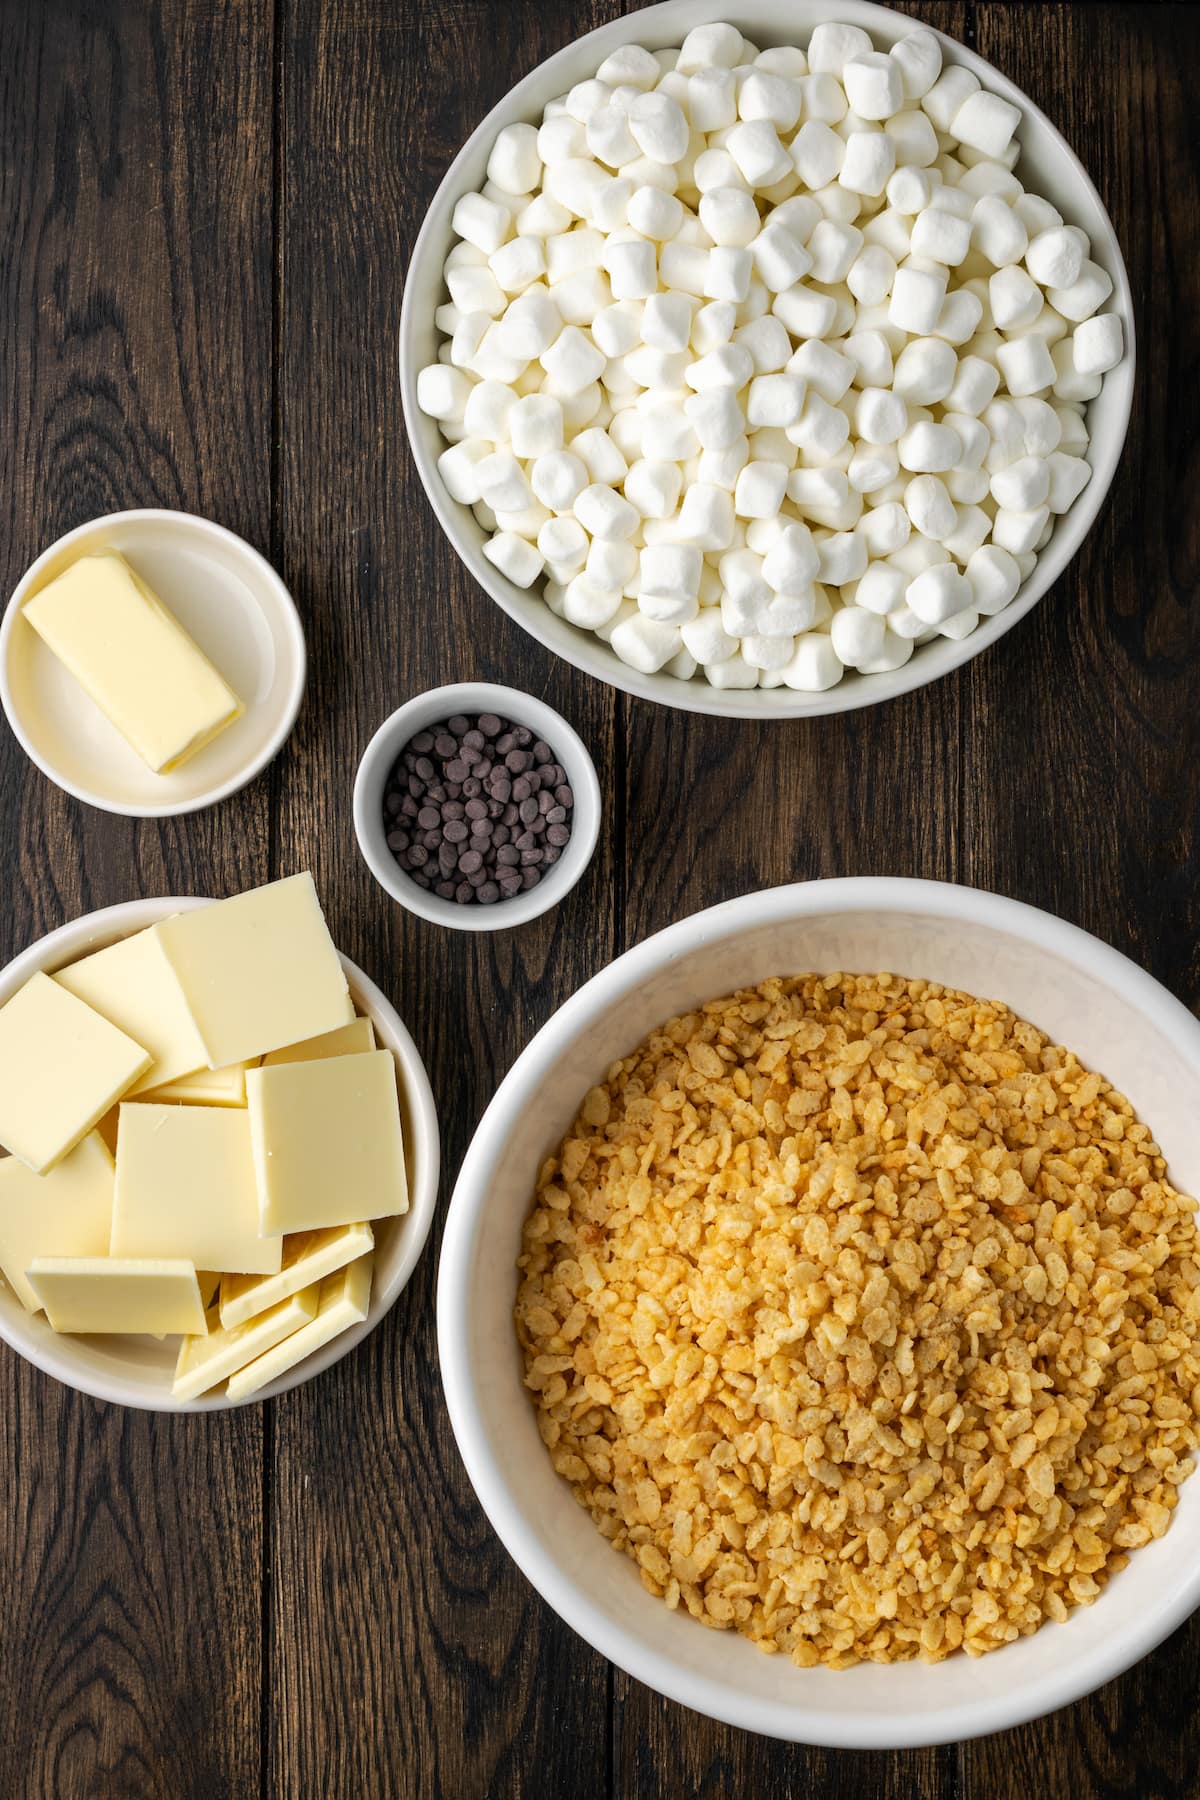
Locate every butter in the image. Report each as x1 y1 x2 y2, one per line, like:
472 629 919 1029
172 1283 319 1400
27 1256 208 1335
0 971 152 1172
53 926 207 1094
22 551 243 773
246 1049 409 1235
112 1103 283 1275
154 874 354 1068
225 1255 373 1401
261 1016 375 1066
0 1132 115 1312
139 1060 255 1106
219 1221 373 1328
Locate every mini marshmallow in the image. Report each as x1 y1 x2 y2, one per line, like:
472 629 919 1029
489 236 546 295
1072 313 1124 376
858 501 911 557
950 90 1020 158
848 443 900 493
549 267 612 325
735 315 793 374
839 130 896 197
906 562 973 624
452 192 512 255
996 336 1056 397
904 474 957 541
942 504 991 562
885 603 925 640
990 455 1050 511
762 522 820 593
705 651 762 689
816 530 868 586
808 219 864 285
840 52 902 122
746 372 807 429
887 166 935 215
738 69 804 131
944 354 1001 416
947 466 990 505
640 404 699 461
910 206 971 267
889 262 948 334
538 514 589 568
1045 451 1092 513
741 632 797 672
831 604 886 667
808 22 873 75
688 68 739 133
691 300 738 354
937 606 981 641
704 246 754 303
1051 336 1102 402
781 633 844 691
624 185 683 241
677 21 744 72
751 225 814 293
789 392 852 460
627 90 690 165
855 387 908 445
898 420 962 472
941 412 989 470
417 363 473 422
623 344 688 390
487 122 542 196
595 43 660 88
699 187 762 249
890 30 942 102
699 438 750 489
687 343 755 391
846 245 896 306
991 503 1050 555
989 265 1043 331
1047 259 1113 323
677 483 736 550
892 335 958 403
437 438 489 504
965 543 1021 614
685 386 745 449
517 193 572 239
727 120 793 187
843 329 895 388
1054 405 1091 451
624 458 683 518
541 326 606 395
921 66 980 135
970 194 1029 269
571 426 628 483
575 483 639 540
681 609 738 665
734 460 789 519
509 394 565 458
855 559 909 613
1025 227 1084 291
659 241 710 296
603 235 657 301
759 589 819 634
483 530 543 588
884 110 940 170
476 450 534 513
587 537 638 591
561 383 604 431
860 206 913 261
718 550 772 633
586 106 639 169
958 161 1022 201
773 284 839 339
639 543 702 602
635 293 690 356
934 287 984 346
463 379 518 442
610 611 682 672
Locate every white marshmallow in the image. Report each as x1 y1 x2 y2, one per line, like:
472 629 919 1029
944 353 1000 415
886 166 935 215
509 394 564 458
855 387 908 445
727 120 793 187
898 420 963 472
843 329 895 388
677 483 736 550
634 294 688 356
549 267 612 325
681 609 738 664
950 90 1020 158
417 363 473 422
691 300 738 354
884 110 940 170
561 383 604 431
1047 259 1113 322
623 344 687 390
704 245 754 303
1072 313 1124 376
738 69 804 131
610 611 682 671
904 474 957 541
464 379 518 442
789 392 852 460
571 426 628 483
624 185 682 241
586 105 639 168
965 543 1021 613
772 283 839 339
861 206 913 261
831 604 886 667
587 537 638 590
892 335 958 403
889 262 948 334
746 372 806 428
848 443 900 493
906 563 973 623
640 404 699 461
1054 405 1091 452
541 327 606 396
808 219 864 284
751 225 814 293
1025 227 1084 291
988 265 1043 330
489 236 546 295
808 22 872 76
742 632 797 671
734 460 789 519
575 483 639 540
686 343 754 391
759 589 819 634
788 466 853 522
476 450 533 513
560 574 621 630
939 500 989 560
937 606 981 640
688 68 739 132
627 91 690 164
699 438 750 489
989 455 1049 511
762 522 819 592
910 206 971 266
437 437 489 504
699 187 762 249
1045 451 1092 513
845 245 896 306
487 123 542 196
595 43 660 88
517 193 572 239
816 530 868 586
839 130 896 197
844 52 904 121
941 412 989 470
781 633 844 690
538 514 588 568
735 314 792 374
921 66 980 134
639 543 702 603
789 120 845 192
677 22 745 73
996 336 1056 396
684 386 745 449
858 502 911 558
603 235 657 301
946 466 991 505
934 287 984 346
991 504 1050 554
970 194 1029 269
452 192 512 255
890 30 942 102
706 651 761 688
659 241 710 296
1051 336 1102 401
624 458 682 518
718 550 772 633
854 560 908 613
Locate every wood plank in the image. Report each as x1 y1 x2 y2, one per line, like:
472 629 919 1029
268 2 619 1793
962 6 1200 1791
0 1 275 1794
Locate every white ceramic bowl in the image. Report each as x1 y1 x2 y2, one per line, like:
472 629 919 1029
439 878 1200 1746
353 681 601 931
1 510 307 814
0 897 440 1411
400 0 1135 719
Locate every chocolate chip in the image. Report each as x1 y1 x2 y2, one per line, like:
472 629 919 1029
417 805 440 829
546 805 566 824
478 713 502 737
477 882 500 904
462 730 485 750
519 797 540 825
434 733 456 758
505 749 531 774
465 798 488 821
532 740 552 764
554 785 574 808
499 875 522 897
547 824 570 846
414 756 435 780
435 880 456 899
444 820 468 844
411 732 434 753
447 714 470 735
459 849 483 875
445 759 468 783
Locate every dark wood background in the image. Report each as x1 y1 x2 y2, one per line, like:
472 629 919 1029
0 2 1196 1795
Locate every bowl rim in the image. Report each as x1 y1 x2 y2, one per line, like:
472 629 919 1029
0 508 308 816
438 876 1200 1746
0 895 441 1411
399 0 1136 720
353 680 602 932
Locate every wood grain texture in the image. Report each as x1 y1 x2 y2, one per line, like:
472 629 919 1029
0 3 275 1797
0 3 1197 1797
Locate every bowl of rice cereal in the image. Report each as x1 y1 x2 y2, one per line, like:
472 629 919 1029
437 878 1200 1746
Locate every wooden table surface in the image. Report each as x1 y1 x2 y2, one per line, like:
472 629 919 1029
0 2 1196 1795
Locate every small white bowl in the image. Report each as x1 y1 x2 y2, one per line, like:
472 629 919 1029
1 510 307 815
439 878 1200 1746
353 682 601 932
399 0 1135 719
0 897 440 1411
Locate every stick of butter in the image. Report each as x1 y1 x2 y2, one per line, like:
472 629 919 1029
0 971 152 1172
172 1283 319 1400
219 1221 373 1328
52 925 208 1095
225 1254 373 1401
112 1103 283 1275
22 551 243 773
0 1131 115 1312
246 1049 409 1235
26 1257 208 1335
154 873 354 1068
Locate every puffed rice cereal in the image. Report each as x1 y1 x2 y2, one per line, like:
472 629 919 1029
515 973 1200 1667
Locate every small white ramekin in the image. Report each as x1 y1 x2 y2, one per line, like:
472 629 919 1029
0 510 306 816
353 682 601 932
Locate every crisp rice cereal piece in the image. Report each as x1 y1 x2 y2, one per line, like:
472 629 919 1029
515 974 1200 1669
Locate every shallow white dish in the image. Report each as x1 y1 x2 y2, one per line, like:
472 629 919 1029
439 878 1200 1746
1 510 307 814
400 0 1135 718
0 896 440 1411
354 681 601 932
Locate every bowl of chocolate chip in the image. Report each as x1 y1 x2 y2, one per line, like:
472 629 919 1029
353 683 601 931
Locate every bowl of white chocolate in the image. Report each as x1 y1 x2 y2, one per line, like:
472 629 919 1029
0 874 440 1410
402 1 1133 715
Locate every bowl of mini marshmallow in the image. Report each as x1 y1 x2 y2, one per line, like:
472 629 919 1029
401 1 1133 717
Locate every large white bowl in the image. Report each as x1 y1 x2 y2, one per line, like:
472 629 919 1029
0 897 440 1411
438 879 1200 1746
400 0 1135 719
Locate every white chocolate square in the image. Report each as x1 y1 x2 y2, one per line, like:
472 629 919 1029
53 926 207 1095
27 1257 207 1335
219 1222 373 1328
112 1104 283 1275
260 1017 375 1067
0 1131 115 1312
172 1284 319 1400
225 1256 374 1401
